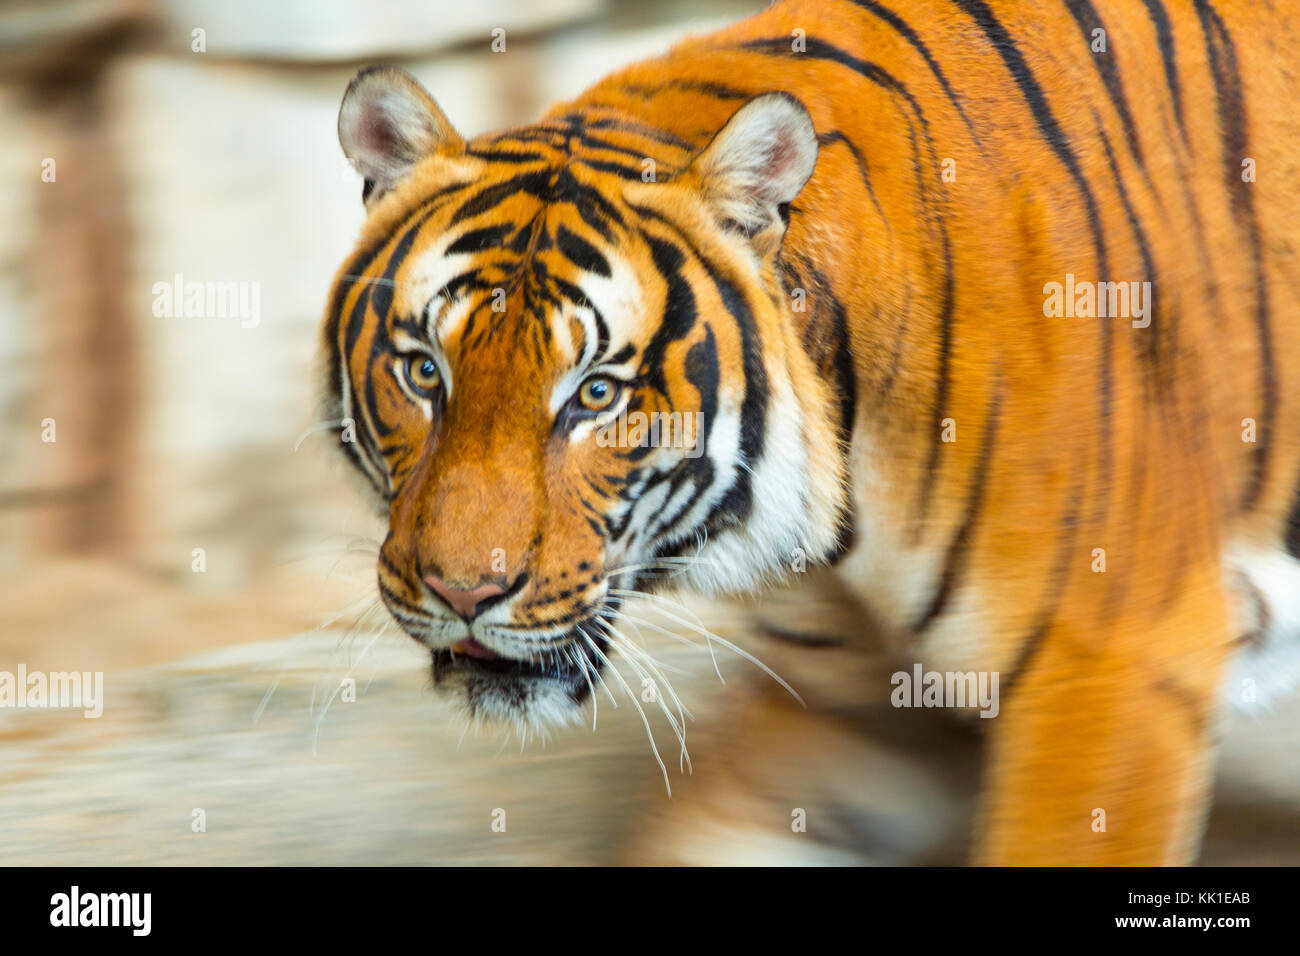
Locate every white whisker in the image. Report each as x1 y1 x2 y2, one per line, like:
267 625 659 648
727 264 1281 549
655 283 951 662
312 612 394 753
338 274 416 289
600 623 694 773
580 627 671 795
292 419 350 453
610 594 804 707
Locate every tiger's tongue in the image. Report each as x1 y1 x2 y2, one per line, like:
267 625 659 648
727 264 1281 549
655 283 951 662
452 638 500 660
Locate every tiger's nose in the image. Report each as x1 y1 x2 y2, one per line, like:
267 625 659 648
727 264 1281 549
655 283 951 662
423 575 506 619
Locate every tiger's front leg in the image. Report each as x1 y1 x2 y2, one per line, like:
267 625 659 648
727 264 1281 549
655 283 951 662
974 566 1232 865
625 685 978 866
625 569 979 865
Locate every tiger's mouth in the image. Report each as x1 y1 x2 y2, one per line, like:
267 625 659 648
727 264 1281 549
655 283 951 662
378 578 626 726
428 627 608 715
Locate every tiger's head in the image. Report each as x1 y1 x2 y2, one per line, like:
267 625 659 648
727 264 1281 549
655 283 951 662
322 67 847 731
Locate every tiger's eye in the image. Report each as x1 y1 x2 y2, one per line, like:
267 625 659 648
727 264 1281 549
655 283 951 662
406 355 441 394
578 376 618 412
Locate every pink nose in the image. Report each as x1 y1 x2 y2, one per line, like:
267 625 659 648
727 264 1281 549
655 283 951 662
423 575 506 618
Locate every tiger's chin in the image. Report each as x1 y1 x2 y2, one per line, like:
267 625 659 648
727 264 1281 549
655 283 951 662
428 632 606 735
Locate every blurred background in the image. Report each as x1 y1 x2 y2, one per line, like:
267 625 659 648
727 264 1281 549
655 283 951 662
1 0 1296 865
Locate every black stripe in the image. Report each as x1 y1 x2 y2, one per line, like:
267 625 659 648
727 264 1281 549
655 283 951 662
364 339 394 438
575 200 617 244
759 625 845 649
639 233 701 401
571 129 683 167
550 275 610 362
445 224 515 256
450 169 554 225
1106 394 1149 621
655 328 722 541
555 224 612 278
581 115 695 151
1287 475 1300 558
792 260 858 562
432 270 484 303
340 285 388 489
912 383 1002 632
481 126 570 150
607 343 636 365
846 0 981 142
1063 0 1147 173
817 130 887 223
1194 0 1275 512
1095 121 1164 378
1151 674 1210 739
573 156 652 180
716 269 769 468
1001 489 1082 702
465 147 550 165
1139 0 1189 145
549 167 627 232
616 79 754 102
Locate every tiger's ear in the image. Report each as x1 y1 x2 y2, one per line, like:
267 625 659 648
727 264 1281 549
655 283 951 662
338 66 465 205
686 93 818 253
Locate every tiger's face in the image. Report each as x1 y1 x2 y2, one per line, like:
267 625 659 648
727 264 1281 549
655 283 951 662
322 68 846 730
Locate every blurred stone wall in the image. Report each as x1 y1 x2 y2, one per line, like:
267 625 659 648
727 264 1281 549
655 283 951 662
0 0 760 591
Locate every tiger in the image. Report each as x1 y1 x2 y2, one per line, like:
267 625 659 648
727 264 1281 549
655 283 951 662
320 0 1300 865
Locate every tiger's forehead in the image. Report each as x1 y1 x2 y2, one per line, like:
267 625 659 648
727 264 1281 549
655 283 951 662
387 189 652 368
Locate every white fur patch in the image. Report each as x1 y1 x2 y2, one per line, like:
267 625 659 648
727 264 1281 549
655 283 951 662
681 367 817 596
1226 542 1300 710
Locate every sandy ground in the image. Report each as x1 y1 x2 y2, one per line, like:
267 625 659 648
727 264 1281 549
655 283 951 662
1 563 1297 865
